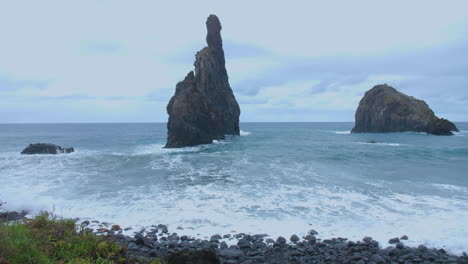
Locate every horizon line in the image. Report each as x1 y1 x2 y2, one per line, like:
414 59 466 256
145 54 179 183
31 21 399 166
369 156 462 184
1 121 468 125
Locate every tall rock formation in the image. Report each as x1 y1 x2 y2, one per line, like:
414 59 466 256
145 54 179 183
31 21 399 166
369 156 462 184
165 15 240 148
351 84 458 135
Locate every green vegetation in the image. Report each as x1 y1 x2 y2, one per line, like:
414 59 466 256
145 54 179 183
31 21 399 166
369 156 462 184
0 212 128 264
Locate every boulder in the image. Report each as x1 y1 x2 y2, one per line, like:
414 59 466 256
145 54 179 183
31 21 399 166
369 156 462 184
352 84 458 135
165 15 240 148
165 249 220 264
21 143 74 154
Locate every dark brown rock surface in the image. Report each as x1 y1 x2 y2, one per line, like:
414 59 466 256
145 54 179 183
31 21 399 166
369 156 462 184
21 143 74 154
352 84 458 135
165 15 240 148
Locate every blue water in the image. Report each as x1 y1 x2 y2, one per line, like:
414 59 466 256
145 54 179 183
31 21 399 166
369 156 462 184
1 123 467 253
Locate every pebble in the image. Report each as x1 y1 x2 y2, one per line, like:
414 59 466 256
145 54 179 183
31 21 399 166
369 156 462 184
290 234 300 243
91 222 468 264
276 236 286 244
237 239 251 249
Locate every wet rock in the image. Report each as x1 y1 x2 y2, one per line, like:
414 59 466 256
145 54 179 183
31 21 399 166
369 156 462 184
237 239 251 249
367 140 377 143
304 235 317 244
219 248 243 258
352 84 458 135
400 235 408 240
210 234 222 241
135 234 153 247
165 14 240 148
308 229 319 235
165 249 220 264
111 224 121 231
389 237 400 244
276 236 286 244
290 234 300 243
21 143 74 154
80 220 90 226
418 245 428 251
371 254 386 263
396 243 405 249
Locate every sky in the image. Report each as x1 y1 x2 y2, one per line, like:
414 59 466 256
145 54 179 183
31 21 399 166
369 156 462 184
1 0 467 123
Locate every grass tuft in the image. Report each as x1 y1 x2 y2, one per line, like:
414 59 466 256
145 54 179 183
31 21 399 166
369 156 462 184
0 212 127 264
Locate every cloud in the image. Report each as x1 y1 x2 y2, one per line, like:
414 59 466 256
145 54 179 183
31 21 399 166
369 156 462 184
0 78 49 92
0 0 467 122
80 41 123 55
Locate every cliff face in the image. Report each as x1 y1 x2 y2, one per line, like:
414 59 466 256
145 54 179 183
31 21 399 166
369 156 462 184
351 84 458 135
165 15 240 148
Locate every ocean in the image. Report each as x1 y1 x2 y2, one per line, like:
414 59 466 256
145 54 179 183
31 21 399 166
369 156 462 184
0 122 467 254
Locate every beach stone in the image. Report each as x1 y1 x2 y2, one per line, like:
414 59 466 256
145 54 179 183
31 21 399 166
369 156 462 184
400 235 408 240
396 243 405 249
81 220 90 226
219 248 243 258
210 234 222 242
308 229 319 235
265 238 274 244
371 254 386 263
135 234 152 247
164 249 220 264
418 245 428 251
237 239 251 249
389 237 400 244
304 235 317 244
276 236 286 244
220 241 228 250
290 234 300 243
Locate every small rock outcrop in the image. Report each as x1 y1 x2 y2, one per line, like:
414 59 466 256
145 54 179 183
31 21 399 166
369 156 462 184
21 143 74 154
165 15 240 148
352 84 459 135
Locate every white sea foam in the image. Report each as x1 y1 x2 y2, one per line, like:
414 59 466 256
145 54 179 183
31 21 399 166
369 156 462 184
432 184 468 192
2 167 467 254
240 130 251 136
359 142 403 146
132 144 204 156
334 131 351 134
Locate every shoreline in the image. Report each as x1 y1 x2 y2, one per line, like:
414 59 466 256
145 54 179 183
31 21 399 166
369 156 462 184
2 210 467 264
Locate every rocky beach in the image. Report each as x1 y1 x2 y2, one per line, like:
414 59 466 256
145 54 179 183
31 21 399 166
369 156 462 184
2 208 468 263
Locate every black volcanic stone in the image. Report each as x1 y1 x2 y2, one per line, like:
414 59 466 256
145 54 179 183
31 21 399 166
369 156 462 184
276 236 286 244
165 15 240 148
21 143 74 154
352 84 458 135
290 234 300 243
237 239 251 249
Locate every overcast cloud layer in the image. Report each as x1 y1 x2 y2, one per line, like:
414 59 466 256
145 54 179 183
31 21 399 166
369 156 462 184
1 0 467 123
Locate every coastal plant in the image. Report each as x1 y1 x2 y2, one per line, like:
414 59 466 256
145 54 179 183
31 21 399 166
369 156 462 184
0 212 127 264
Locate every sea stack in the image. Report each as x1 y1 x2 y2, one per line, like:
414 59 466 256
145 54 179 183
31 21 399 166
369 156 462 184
165 15 240 148
351 84 458 135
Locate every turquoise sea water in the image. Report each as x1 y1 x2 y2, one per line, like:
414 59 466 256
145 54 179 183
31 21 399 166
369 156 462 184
0 123 467 253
